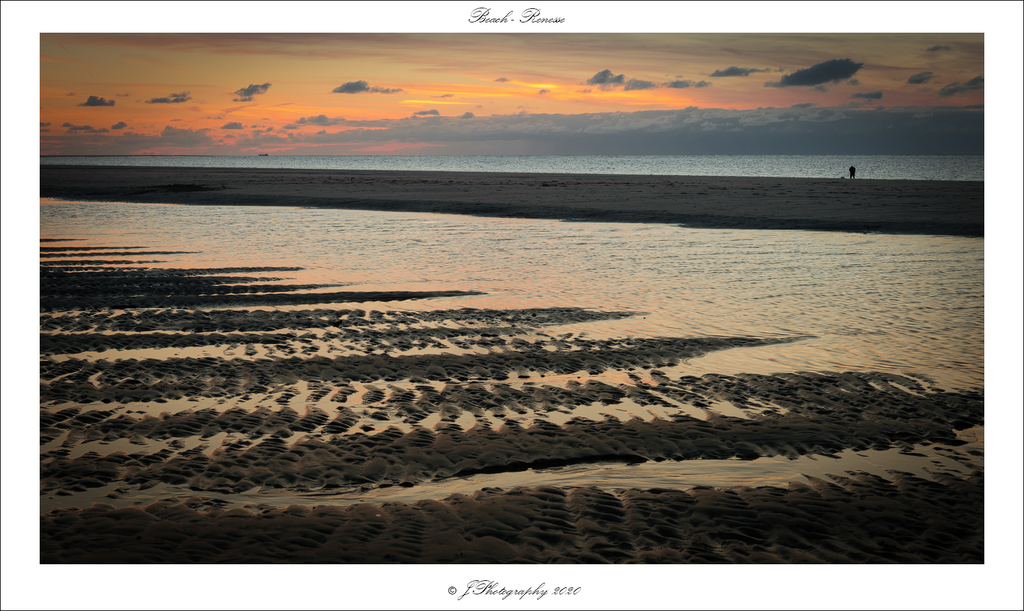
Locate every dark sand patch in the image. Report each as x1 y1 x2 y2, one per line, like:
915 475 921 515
41 246 150 251
40 306 636 333
40 474 983 563
41 250 197 258
40 289 485 312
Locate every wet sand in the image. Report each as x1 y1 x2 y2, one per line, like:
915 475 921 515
40 165 984 237
38 242 985 564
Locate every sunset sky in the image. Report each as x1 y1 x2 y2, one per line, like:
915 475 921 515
39 24 987 156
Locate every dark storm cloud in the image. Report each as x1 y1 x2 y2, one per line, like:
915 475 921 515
41 122 51 127
851 91 883 100
927 45 954 52
78 95 115 107
413 109 440 116
665 80 711 89
111 121 127 130
907 71 937 84
331 80 404 94
709 66 770 77
145 92 192 104
221 122 244 129
232 82 271 102
459 112 475 119
938 75 984 97
765 59 864 87
62 123 109 134
587 69 625 86
624 79 656 91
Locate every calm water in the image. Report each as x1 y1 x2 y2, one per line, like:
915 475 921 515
40 154 984 182
40 199 984 390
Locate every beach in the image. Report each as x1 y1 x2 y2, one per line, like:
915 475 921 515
38 167 985 564
41 165 984 236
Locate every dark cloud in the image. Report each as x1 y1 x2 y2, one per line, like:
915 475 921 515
790 103 817 108
709 66 770 77
494 77 509 82
78 95 115 107
907 71 937 84
111 121 127 130
577 88 592 94
851 91 883 100
115 93 131 97
40 122 51 127
232 82 271 102
624 79 656 91
938 75 984 97
145 92 191 104
665 80 711 89
331 80 404 94
765 59 864 87
221 122 244 129
436 94 455 99
587 69 625 86
927 45 954 52
538 89 550 95
283 115 347 129
810 85 829 93
65 92 76 96
62 123 109 134
413 109 440 116
459 112 475 119
159 125 213 146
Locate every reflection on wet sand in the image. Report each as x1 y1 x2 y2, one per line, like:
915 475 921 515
39 201 983 563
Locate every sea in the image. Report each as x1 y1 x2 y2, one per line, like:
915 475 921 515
40 154 984 182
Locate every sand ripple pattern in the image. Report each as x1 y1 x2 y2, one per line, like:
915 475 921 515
38 226 984 564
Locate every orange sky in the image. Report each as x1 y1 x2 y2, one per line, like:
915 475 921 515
39 28 986 155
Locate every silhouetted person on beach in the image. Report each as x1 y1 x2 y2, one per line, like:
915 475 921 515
849 166 856 179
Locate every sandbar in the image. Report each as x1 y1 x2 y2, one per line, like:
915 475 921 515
40 165 983 237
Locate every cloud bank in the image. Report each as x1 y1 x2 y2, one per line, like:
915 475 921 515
43 104 983 156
